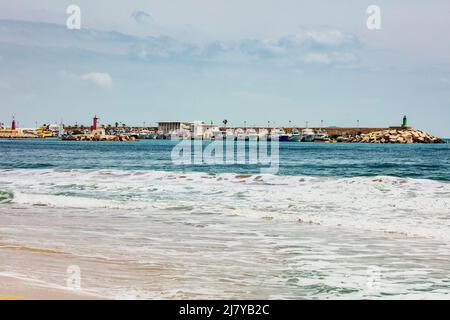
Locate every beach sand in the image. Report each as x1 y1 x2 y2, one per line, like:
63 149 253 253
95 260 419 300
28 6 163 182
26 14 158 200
0 275 100 300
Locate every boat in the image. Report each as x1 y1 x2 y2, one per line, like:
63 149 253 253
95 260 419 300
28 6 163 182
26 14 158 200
156 130 166 139
211 127 223 140
258 128 269 141
168 129 184 140
246 129 258 141
38 129 53 138
167 129 192 140
301 128 316 142
313 130 330 142
235 128 246 141
270 128 289 142
138 130 156 139
288 129 302 142
225 129 235 140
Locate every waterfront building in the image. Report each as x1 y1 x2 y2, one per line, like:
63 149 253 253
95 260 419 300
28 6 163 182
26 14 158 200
191 121 217 140
158 121 191 133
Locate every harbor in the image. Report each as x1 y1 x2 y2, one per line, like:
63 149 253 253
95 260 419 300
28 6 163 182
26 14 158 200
1 116 447 144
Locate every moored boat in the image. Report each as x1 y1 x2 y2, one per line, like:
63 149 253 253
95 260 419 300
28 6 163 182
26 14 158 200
270 128 289 141
246 128 258 141
288 129 302 142
313 130 330 142
301 128 315 142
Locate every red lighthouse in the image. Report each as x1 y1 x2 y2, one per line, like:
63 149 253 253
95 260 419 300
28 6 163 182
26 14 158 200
11 116 16 130
92 115 98 131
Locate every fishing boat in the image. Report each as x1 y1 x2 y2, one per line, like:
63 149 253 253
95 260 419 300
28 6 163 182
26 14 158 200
270 128 289 142
301 128 316 142
288 129 302 142
313 130 330 142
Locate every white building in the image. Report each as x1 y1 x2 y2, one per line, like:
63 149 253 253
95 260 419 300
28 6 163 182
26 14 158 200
191 121 218 140
157 121 191 133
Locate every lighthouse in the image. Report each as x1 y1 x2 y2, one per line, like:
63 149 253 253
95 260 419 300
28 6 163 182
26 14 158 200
11 116 16 130
92 115 98 131
402 115 409 128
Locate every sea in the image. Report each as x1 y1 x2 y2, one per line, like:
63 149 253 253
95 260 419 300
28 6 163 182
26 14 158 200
0 139 449 299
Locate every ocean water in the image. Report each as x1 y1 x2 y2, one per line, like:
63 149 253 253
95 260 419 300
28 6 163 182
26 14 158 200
0 139 450 299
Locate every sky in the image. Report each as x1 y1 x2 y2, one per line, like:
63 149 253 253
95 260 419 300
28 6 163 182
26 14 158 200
0 0 449 136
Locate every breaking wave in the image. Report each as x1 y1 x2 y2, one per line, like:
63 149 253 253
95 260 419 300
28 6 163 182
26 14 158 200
1 168 449 240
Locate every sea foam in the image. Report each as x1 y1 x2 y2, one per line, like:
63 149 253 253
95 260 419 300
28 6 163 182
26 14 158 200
1 168 449 241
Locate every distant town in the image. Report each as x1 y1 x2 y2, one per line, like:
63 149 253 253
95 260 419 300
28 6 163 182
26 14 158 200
0 116 447 144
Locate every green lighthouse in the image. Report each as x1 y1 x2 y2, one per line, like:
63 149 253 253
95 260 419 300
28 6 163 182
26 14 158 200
402 115 408 128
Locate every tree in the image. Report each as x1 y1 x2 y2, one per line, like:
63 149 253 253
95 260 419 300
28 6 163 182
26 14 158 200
223 119 228 128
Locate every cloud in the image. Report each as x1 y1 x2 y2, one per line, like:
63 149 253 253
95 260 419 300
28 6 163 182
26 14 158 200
1 20 360 68
61 70 113 87
128 28 360 67
239 28 359 58
80 72 113 87
130 10 152 24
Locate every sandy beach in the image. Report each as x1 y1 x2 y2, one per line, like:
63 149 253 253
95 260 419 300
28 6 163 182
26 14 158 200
0 275 100 300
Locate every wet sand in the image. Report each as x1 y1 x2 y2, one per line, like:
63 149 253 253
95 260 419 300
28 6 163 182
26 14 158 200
0 275 100 300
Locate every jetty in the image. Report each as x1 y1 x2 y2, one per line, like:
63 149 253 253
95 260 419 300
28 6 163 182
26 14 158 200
61 132 137 142
0 129 38 139
61 116 137 142
346 127 445 144
334 116 447 143
0 117 38 139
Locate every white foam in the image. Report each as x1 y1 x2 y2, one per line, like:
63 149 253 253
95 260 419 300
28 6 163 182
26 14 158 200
1 168 449 240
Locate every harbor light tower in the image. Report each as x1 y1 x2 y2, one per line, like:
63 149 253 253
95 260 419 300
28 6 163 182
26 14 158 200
92 115 99 131
402 115 408 128
11 116 16 130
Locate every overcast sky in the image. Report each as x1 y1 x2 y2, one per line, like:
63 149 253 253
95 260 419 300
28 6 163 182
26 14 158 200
0 0 449 136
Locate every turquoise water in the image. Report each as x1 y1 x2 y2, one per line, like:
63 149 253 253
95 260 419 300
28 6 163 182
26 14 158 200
1 139 450 299
1 139 449 180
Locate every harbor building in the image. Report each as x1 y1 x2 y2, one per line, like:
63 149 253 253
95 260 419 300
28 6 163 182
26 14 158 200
191 121 219 140
157 121 191 133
